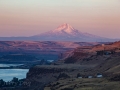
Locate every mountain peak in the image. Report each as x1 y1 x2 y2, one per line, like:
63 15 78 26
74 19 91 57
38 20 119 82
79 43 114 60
54 23 78 34
56 23 73 30
59 23 71 28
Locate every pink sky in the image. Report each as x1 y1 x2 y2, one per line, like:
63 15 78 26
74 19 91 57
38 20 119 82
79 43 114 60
0 0 120 38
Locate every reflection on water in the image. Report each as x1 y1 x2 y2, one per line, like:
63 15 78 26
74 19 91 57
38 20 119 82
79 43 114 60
0 64 23 67
0 69 29 81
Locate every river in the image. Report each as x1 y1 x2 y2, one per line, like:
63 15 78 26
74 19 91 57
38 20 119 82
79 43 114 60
0 64 29 81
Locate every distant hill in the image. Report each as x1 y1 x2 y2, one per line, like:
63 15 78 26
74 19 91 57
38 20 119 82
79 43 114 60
0 41 102 61
63 41 120 64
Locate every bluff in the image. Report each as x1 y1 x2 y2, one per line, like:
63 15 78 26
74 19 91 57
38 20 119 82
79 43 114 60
25 64 93 90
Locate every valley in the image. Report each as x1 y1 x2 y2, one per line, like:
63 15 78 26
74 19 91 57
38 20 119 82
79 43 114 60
0 41 102 65
1 41 120 90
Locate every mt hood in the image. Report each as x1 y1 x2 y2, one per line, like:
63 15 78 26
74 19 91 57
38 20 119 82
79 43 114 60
0 23 117 42
31 23 113 42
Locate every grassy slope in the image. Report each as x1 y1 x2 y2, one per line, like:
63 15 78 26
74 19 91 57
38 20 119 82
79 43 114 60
44 78 120 90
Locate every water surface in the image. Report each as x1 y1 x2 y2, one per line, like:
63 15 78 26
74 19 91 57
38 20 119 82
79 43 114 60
0 69 29 81
0 64 23 67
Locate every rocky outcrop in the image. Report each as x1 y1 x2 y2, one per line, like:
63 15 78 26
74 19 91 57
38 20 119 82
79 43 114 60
25 65 78 90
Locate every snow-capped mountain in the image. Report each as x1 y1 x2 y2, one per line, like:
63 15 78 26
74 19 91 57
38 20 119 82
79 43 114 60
31 23 115 42
0 23 118 42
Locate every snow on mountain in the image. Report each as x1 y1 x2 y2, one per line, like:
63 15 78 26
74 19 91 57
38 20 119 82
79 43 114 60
0 23 118 42
53 23 78 34
31 23 114 42
33 23 79 37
